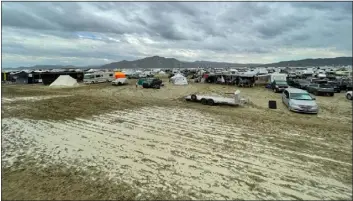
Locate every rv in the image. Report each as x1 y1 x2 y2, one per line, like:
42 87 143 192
270 73 287 83
83 72 115 84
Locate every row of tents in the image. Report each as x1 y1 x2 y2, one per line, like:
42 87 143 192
37 72 189 88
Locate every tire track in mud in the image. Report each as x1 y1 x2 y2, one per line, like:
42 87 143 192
96 107 351 165
1 95 72 104
2 107 352 200
100 107 349 153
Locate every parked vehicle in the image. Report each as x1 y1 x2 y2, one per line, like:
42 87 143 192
140 78 163 89
270 73 287 83
334 78 352 91
346 91 352 100
311 79 328 84
185 90 247 106
306 83 335 96
287 79 298 88
282 88 319 114
326 81 341 93
112 78 127 86
127 74 140 79
348 82 353 91
83 72 114 84
296 79 311 90
271 80 289 93
235 76 255 87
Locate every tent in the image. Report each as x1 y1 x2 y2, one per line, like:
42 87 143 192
115 72 126 79
49 75 79 87
170 73 188 85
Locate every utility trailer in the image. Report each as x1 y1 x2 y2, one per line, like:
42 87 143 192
185 90 247 106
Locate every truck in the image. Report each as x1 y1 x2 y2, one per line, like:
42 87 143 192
83 72 115 84
185 90 247 106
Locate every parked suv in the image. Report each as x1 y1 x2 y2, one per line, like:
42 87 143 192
271 80 289 93
142 78 163 89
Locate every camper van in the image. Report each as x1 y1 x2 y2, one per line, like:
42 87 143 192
83 72 114 84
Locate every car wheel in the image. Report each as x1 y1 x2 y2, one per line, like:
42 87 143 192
91 81 94 84
273 88 277 93
201 98 207 105
207 99 215 106
191 94 197 101
330 93 334 97
347 94 352 100
288 106 292 112
118 82 122 86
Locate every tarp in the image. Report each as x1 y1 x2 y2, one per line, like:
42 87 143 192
115 72 126 79
49 75 79 87
170 73 188 85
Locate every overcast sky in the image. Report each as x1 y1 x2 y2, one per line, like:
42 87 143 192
2 2 352 67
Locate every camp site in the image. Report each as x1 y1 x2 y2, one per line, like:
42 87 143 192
1 1 352 200
2 64 352 200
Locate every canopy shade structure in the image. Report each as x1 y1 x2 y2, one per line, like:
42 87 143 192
115 72 126 79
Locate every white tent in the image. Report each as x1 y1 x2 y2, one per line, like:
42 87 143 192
86 69 97 72
170 73 188 85
217 76 225 83
49 75 79 87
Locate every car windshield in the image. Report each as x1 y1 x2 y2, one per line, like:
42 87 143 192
290 93 313 100
276 81 287 85
320 84 331 88
299 81 310 84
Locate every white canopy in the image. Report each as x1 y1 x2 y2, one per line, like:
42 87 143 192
170 73 188 85
49 75 79 87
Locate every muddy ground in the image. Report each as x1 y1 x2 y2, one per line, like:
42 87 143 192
1 79 352 200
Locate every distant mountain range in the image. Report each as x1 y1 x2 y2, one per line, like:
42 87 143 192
100 56 260 69
3 56 352 70
2 64 101 71
258 57 352 67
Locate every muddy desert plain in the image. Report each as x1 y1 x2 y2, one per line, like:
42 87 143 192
1 79 352 200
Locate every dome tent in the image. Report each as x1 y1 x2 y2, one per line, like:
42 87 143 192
170 73 188 85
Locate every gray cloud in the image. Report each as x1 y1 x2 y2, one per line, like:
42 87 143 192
256 16 311 39
2 2 352 67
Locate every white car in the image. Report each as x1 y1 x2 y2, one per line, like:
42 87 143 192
346 91 352 100
282 88 319 114
112 78 127 86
